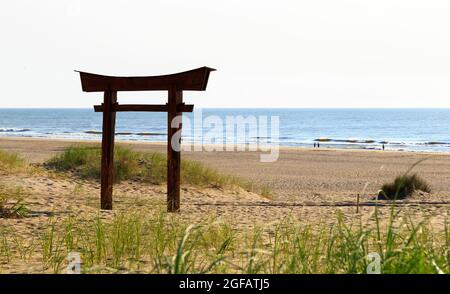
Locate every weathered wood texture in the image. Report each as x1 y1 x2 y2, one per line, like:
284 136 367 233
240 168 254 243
100 90 117 210
167 87 183 212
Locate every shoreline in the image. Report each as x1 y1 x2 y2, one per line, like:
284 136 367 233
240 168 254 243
2 135 450 157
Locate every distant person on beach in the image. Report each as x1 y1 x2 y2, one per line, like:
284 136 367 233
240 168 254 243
318 142 320 148
314 142 316 148
382 144 385 151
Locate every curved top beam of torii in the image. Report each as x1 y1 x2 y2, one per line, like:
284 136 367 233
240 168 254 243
75 66 216 92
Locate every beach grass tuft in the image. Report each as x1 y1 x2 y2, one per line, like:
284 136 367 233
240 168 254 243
45 145 270 194
0 185 28 219
378 174 431 200
0 149 26 172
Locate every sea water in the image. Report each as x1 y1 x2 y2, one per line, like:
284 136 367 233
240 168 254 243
1 108 450 152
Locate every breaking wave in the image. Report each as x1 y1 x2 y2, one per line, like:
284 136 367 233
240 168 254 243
0 128 31 132
84 131 166 136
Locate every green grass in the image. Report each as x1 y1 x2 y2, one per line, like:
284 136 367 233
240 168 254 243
379 174 431 200
0 149 26 172
1 206 448 274
0 150 30 218
45 145 270 195
0 185 28 219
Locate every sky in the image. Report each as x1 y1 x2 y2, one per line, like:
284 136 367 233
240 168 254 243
0 0 450 108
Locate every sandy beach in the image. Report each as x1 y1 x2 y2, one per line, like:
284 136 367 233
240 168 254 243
2 136 450 202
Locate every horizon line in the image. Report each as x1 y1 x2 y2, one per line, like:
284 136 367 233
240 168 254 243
1 107 450 110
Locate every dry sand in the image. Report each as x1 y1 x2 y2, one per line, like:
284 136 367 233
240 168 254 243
2 136 450 202
0 136 448 220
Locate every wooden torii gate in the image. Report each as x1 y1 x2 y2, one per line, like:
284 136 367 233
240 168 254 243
76 67 215 212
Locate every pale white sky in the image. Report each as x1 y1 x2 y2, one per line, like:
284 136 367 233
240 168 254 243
1 0 450 108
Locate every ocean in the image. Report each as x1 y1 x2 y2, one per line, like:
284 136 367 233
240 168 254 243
1 108 450 152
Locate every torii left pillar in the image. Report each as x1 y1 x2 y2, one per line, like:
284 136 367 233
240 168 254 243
100 90 117 210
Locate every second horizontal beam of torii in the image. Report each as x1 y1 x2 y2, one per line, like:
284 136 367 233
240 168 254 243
94 103 194 113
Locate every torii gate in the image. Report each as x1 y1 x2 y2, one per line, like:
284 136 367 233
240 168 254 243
76 67 215 212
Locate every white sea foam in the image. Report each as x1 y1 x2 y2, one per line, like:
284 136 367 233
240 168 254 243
0 128 31 132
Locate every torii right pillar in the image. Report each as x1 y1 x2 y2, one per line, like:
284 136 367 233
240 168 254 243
167 86 183 212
